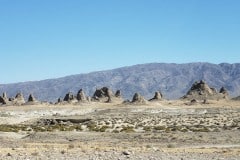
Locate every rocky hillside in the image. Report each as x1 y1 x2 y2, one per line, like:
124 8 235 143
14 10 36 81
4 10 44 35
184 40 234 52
0 62 240 102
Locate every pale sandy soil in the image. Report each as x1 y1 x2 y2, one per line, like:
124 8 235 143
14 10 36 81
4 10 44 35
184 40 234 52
0 100 239 160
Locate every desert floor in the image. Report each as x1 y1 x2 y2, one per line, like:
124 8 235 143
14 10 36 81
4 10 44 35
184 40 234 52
0 100 240 160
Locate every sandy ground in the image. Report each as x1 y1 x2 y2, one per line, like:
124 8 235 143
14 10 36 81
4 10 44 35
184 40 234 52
0 100 239 159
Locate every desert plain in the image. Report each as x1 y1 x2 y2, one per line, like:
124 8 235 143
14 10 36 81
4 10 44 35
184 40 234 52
0 99 239 160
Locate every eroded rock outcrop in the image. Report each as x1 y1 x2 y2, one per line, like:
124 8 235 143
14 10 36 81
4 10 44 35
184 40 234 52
182 80 229 100
115 90 121 98
14 93 25 105
57 89 90 104
92 87 123 103
63 92 76 102
28 94 36 102
76 89 87 102
25 94 40 105
0 92 9 104
149 91 163 101
131 93 147 104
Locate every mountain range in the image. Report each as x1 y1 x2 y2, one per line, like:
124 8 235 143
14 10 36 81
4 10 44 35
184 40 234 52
0 62 240 102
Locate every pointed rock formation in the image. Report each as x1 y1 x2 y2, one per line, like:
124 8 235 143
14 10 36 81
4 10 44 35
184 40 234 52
131 93 147 104
92 87 123 103
57 98 62 103
115 90 121 97
63 92 76 102
149 91 163 101
24 94 40 105
76 89 86 101
92 87 113 102
0 92 9 105
28 94 36 102
14 93 25 105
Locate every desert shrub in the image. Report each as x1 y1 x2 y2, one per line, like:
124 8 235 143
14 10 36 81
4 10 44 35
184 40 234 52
86 122 98 131
154 126 166 131
0 125 27 132
99 125 109 132
112 129 119 133
31 152 39 156
165 127 171 133
180 128 188 132
167 144 175 148
120 126 135 133
68 144 74 149
75 125 83 131
191 127 210 132
143 126 151 132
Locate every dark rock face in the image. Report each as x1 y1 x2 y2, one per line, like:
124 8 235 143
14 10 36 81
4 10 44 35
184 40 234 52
188 80 215 95
149 91 163 101
0 96 7 104
92 87 123 103
131 93 147 104
76 89 86 101
0 92 9 104
57 98 62 103
92 87 113 102
63 92 75 102
28 94 36 102
93 87 113 99
9 98 14 102
219 87 229 96
183 80 229 100
115 90 121 97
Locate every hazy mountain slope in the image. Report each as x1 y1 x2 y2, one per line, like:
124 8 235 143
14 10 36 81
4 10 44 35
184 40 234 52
0 63 240 102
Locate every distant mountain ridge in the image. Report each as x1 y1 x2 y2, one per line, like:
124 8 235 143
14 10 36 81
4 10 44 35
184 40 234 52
0 62 240 102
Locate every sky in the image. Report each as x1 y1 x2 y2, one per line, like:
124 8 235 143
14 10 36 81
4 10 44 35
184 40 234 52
0 0 240 83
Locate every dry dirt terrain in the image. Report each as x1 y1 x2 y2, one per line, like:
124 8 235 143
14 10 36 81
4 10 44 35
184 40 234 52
0 100 240 160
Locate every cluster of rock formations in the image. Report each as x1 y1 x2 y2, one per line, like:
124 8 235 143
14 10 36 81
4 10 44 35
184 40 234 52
0 92 39 105
57 87 123 104
182 80 229 102
57 89 89 104
53 87 164 105
0 80 238 106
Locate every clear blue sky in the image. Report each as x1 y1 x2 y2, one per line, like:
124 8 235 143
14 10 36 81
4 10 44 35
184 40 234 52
0 0 239 83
